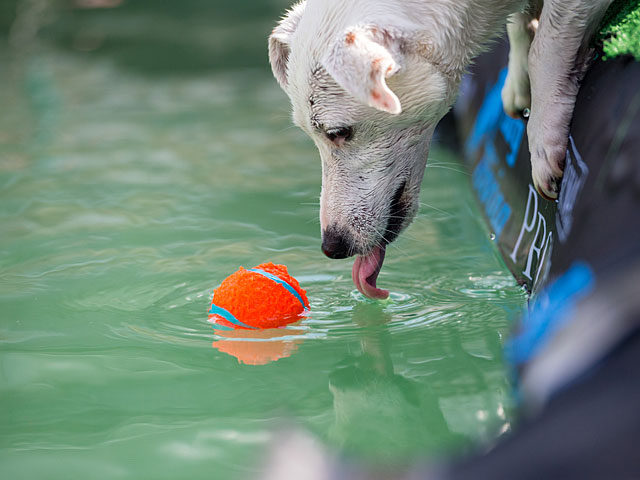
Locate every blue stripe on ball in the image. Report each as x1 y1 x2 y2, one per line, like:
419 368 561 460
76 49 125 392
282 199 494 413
209 304 258 329
247 268 308 310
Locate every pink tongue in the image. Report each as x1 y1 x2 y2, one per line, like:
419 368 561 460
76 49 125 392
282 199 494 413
352 245 389 300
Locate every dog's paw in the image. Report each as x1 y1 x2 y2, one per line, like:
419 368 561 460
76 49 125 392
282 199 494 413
502 68 531 119
528 117 568 200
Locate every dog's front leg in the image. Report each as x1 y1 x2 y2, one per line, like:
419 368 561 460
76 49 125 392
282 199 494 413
526 0 612 199
502 11 535 119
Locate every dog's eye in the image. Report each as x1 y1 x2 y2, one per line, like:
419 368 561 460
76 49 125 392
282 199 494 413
325 126 353 145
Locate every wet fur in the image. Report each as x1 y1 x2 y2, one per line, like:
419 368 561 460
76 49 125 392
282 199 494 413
269 0 612 255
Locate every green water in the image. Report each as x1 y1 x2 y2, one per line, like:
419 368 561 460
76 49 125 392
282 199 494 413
0 3 526 479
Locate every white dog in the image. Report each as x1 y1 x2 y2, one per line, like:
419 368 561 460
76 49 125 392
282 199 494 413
268 0 612 299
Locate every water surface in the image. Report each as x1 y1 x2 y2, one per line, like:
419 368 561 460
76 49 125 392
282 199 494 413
0 27 526 480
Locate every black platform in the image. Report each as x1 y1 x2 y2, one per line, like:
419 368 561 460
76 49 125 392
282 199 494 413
451 39 640 295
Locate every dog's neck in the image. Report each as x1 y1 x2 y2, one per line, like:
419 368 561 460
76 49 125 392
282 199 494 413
415 0 525 70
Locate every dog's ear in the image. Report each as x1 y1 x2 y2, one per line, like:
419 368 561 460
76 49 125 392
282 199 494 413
323 26 402 114
268 1 306 90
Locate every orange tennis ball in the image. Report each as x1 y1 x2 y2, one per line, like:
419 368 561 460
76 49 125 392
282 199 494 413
208 262 309 330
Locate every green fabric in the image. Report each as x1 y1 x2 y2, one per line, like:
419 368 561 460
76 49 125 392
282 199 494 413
598 0 640 60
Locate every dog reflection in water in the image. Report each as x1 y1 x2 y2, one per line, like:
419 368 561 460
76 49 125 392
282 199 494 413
328 303 460 462
261 303 466 479
211 326 304 366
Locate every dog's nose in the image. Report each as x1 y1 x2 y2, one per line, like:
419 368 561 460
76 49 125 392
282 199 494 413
321 228 352 259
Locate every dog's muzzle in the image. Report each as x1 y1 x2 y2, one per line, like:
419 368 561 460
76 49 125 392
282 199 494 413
320 180 409 300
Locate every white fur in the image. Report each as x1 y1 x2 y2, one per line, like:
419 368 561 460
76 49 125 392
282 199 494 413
502 0 613 198
269 0 612 255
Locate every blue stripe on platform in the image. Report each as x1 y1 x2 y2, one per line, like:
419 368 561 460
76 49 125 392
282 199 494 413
248 268 307 309
505 261 595 365
209 304 257 330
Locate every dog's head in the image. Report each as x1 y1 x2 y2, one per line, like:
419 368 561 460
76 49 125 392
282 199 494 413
269 1 461 298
